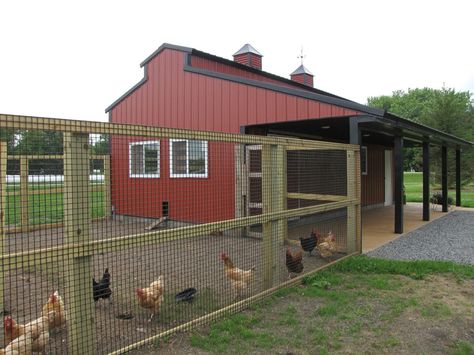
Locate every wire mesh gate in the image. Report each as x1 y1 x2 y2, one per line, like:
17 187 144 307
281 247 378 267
0 114 360 354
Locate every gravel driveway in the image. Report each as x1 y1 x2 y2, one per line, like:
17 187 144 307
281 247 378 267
367 211 474 265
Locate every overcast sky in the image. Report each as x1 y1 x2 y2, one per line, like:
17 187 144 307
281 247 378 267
1 0 473 122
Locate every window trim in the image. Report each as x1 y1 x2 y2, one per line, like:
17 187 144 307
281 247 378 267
361 146 368 175
129 140 160 178
169 139 208 178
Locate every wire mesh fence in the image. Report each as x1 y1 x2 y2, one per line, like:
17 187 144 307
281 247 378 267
0 114 360 354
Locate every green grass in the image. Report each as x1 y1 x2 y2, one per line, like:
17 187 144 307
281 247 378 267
186 257 474 354
404 172 474 207
4 186 105 225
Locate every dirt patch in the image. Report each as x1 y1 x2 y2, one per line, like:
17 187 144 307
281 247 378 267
2 219 343 354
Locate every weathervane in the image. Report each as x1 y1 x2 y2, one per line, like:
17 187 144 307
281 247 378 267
297 47 306 65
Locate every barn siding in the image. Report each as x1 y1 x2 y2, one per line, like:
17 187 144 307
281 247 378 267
110 48 362 222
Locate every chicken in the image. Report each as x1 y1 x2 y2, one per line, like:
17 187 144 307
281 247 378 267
1 332 32 355
285 247 304 279
4 313 53 350
93 268 112 304
3 316 23 347
220 252 255 298
316 231 337 258
299 229 319 256
41 291 67 330
31 331 49 354
135 276 164 322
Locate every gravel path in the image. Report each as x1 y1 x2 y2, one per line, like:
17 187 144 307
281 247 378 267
367 211 474 265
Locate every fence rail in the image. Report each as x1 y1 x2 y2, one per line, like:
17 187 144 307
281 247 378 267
0 114 360 354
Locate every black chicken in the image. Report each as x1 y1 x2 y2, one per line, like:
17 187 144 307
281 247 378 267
299 229 319 256
93 268 112 303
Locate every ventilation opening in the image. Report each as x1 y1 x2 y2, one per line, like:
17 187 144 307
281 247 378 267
162 201 169 217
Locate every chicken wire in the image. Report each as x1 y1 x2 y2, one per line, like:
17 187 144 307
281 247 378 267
0 115 360 354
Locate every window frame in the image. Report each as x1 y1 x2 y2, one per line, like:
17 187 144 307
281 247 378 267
169 139 208 178
129 140 160 178
361 145 368 175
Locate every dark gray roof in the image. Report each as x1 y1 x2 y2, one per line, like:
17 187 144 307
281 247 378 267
290 64 313 76
233 44 263 57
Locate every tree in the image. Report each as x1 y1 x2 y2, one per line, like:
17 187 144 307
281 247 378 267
367 88 474 185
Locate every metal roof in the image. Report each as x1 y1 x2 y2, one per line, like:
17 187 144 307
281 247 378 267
290 64 313 76
233 44 263 57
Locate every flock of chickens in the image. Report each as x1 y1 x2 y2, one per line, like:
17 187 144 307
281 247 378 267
2 270 164 354
2 291 66 355
286 229 338 279
2 229 336 353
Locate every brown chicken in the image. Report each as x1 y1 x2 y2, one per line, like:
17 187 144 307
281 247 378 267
31 330 49 354
220 252 255 298
4 312 53 350
41 291 67 330
285 247 304 279
136 276 164 322
1 331 32 355
317 231 337 258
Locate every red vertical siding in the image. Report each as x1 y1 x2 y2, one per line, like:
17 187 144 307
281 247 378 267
110 48 363 223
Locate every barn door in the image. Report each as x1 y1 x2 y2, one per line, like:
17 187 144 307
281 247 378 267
246 145 263 237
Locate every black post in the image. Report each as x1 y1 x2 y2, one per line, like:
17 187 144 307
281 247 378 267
422 142 430 221
442 146 448 212
394 136 404 233
456 149 461 207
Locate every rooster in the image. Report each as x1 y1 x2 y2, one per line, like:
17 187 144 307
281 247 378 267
41 291 67 331
220 252 255 298
299 229 319 256
285 247 304 279
317 231 337 258
93 268 112 304
136 276 164 322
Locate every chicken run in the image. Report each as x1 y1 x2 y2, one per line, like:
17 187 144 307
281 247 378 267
1 214 348 354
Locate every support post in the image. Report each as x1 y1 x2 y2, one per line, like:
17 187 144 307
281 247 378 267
20 156 28 231
349 118 362 251
456 149 461 207
394 136 404 233
103 155 112 218
422 142 430 221
64 133 94 355
442 146 448 212
0 141 7 346
234 145 245 237
346 150 357 253
262 144 285 289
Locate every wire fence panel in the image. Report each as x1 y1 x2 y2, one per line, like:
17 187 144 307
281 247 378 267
0 114 360 354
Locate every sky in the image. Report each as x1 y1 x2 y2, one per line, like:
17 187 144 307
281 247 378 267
1 0 473 122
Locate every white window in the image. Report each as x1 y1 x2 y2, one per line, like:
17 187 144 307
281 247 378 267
170 139 208 178
361 146 368 175
129 141 160 178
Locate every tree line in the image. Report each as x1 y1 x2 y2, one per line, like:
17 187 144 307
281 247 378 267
367 87 474 186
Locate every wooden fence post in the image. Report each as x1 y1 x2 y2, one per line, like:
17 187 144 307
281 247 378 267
0 141 7 346
103 155 111 218
346 150 357 253
234 145 245 237
262 144 285 288
355 149 362 253
20 156 28 231
63 133 94 354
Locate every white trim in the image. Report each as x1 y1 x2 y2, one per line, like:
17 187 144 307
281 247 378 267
129 141 160 178
361 146 368 175
169 139 208 178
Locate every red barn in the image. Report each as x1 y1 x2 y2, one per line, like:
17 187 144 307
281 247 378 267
106 43 470 233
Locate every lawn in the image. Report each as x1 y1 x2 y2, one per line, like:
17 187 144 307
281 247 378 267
130 256 474 355
404 172 474 208
4 183 105 225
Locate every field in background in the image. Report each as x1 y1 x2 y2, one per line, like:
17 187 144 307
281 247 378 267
404 172 474 208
